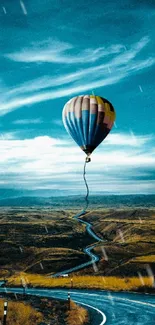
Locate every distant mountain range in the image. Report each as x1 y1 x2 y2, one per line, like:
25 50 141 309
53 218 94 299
0 194 154 208
0 188 69 199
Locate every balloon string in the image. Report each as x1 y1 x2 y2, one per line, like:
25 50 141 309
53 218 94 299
83 159 89 211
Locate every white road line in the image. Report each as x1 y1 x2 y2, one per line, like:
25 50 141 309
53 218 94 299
4 288 106 324
51 290 100 297
73 299 107 325
115 297 155 308
73 293 155 309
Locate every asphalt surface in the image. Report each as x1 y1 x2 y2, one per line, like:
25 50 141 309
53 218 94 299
1 211 153 324
0 287 155 325
53 209 102 277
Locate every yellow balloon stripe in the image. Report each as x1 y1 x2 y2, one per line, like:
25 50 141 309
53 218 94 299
96 96 104 105
90 95 116 123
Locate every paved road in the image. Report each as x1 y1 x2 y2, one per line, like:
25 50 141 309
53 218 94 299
0 287 155 324
74 210 102 242
53 209 102 277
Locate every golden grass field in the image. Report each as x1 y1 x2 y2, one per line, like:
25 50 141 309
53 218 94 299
0 296 88 325
66 301 88 325
7 272 154 292
0 208 93 277
0 298 43 325
0 207 155 293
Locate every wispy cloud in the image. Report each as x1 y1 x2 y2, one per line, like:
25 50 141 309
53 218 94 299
0 37 154 116
12 118 43 125
5 40 124 64
53 119 63 126
103 132 152 147
0 132 154 194
4 36 150 66
0 132 19 140
0 74 123 115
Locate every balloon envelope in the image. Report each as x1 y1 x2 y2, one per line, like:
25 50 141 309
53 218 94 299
62 95 116 156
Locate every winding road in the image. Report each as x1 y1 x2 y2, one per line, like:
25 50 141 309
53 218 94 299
53 209 102 277
1 210 155 324
0 287 155 325
47 209 155 324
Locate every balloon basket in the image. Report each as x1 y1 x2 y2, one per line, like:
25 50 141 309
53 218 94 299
86 156 91 163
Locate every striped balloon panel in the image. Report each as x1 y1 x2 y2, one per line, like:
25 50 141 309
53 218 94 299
63 113 81 146
63 101 82 147
92 98 114 147
81 96 89 144
73 96 85 147
62 95 115 155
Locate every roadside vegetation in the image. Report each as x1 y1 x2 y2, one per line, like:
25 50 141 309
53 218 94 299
0 298 43 325
0 295 89 325
0 207 155 293
6 272 154 292
66 301 88 325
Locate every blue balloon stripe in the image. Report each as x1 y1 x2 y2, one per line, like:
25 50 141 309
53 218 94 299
82 110 89 145
75 116 85 147
69 112 81 143
88 113 97 145
93 125 109 147
62 95 115 155
64 115 82 147
73 96 85 147
68 113 83 146
64 116 77 144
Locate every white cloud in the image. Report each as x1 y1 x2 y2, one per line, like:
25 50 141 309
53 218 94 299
0 132 154 194
0 36 154 116
0 132 18 140
5 40 71 63
4 36 149 66
0 74 124 115
103 132 152 147
110 36 149 67
5 40 124 64
53 119 63 126
12 118 43 125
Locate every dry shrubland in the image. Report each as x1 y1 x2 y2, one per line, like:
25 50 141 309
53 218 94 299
7 272 154 291
66 301 88 325
0 296 89 325
0 299 43 325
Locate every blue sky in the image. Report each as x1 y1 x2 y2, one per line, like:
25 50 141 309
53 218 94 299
0 0 155 195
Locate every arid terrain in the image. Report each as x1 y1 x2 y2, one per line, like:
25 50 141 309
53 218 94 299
78 208 155 277
0 207 155 291
0 292 88 325
0 208 93 278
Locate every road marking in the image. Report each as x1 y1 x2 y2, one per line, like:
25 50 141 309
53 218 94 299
115 297 155 308
3 288 106 324
53 290 155 310
73 299 107 325
50 290 101 297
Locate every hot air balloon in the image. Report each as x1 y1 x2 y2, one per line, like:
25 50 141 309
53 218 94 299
62 95 116 162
